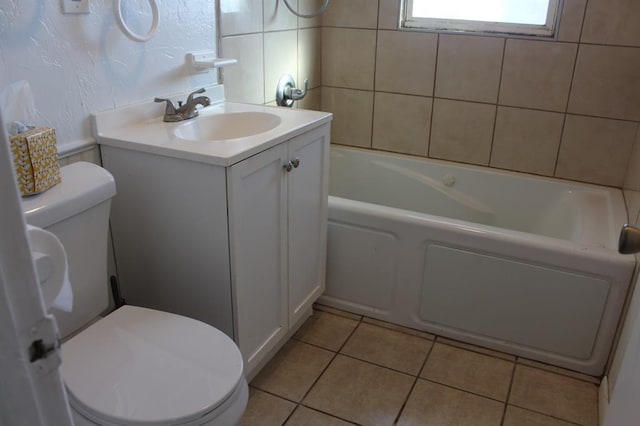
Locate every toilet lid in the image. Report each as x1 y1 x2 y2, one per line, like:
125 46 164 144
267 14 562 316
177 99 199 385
61 306 244 426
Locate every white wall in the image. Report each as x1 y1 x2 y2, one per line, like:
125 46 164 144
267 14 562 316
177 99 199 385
0 0 217 154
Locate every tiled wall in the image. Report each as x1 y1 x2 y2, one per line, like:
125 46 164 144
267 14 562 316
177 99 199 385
321 0 640 188
219 0 323 110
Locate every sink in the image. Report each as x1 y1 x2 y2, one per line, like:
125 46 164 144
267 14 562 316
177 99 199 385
174 112 282 141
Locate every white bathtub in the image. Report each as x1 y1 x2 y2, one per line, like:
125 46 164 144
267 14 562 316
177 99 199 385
319 146 635 375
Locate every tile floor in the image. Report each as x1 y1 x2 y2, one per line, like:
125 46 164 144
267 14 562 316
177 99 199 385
239 305 600 426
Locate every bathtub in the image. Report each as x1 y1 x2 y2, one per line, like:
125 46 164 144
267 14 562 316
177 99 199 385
319 146 635 375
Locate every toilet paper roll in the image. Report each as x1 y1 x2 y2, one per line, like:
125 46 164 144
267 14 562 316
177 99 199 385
26 225 73 312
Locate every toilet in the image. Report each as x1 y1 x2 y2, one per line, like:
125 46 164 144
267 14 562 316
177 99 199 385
22 161 248 426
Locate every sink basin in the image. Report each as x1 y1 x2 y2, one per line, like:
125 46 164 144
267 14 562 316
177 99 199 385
174 112 282 141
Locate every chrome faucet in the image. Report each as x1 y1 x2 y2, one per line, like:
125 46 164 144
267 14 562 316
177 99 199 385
154 88 211 122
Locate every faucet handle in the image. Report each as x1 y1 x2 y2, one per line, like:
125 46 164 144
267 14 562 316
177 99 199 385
288 79 308 101
154 97 177 114
186 88 206 104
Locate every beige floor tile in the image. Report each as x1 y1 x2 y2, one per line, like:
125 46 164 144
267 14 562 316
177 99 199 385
397 379 504 426
436 337 516 361
251 340 334 402
503 405 576 426
313 303 362 321
303 354 414 425
294 310 359 351
239 388 296 426
517 358 600 385
362 317 435 340
340 322 433 375
509 365 598 426
286 406 355 425
421 343 514 401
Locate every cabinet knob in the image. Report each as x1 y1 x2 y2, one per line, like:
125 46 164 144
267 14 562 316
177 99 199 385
283 161 293 172
292 158 300 168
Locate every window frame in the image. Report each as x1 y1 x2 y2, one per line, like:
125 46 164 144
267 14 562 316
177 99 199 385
401 0 562 38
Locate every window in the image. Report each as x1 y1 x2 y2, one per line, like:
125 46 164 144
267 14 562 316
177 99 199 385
402 0 560 37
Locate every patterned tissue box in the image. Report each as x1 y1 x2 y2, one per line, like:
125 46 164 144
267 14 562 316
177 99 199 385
10 127 61 196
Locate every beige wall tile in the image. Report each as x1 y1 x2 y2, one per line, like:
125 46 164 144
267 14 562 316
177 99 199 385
322 28 376 90
435 34 504 103
624 130 640 191
251 340 334 402
264 0 298 31
298 0 323 28
372 92 431 157
421 343 514 401
397 380 504 426
499 40 577 112
557 0 587 42
295 87 321 110
321 87 373 148
509 365 598 426
294 309 360 351
556 115 637 187
219 0 263 36
341 322 433 375
304 355 414 425
503 405 576 426
221 34 265 104
375 30 437 96
322 0 379 28
568 44 640 122
490 107 564 176
429 99 495 166
581 0 640 46
298 28 321 89
286 406 353 425
378 0 400 30
239 388 296 426
264 31 298 103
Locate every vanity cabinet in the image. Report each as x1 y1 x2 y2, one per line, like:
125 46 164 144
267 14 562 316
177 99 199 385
101 122 330 378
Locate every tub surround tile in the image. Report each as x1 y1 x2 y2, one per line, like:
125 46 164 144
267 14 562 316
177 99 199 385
298 0 323 28
303 355 414 425
503 405 576 426
321 87 373 148
509 365 599 426
322 28 377 90
340 322 433 375
264 0 298 31
264 30 298 103
490 107 564 176
557 0 587 42
372 92 431 157
221 34 265 105
397 379 504 426
556 115 637 187
294 309 360 351
378 0 400 30
581 0 640 46
499 40 577 112
322 0 379 29
362 317 435 340
219 0 263 36
298 28 322 89
313 303 363 321
285 406 354 425
375 30 437 96
568 44 640 122
421 343 514 401
429 99 495 166
624 190 640 227
435 35 505 104
251 340 334 402
295 87 321 111
239 388 296 426
435 337 516 362
517 358 600 385
624 130 640 191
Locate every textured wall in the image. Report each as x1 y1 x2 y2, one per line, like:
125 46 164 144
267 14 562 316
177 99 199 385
0 1 217 154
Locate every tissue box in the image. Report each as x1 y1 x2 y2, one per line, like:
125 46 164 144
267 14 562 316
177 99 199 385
10 127 61 196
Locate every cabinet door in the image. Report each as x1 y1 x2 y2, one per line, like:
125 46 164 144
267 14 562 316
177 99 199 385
227 143 289 374
287 124 330 326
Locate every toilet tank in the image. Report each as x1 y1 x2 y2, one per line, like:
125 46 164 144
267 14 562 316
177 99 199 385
22 162 116 339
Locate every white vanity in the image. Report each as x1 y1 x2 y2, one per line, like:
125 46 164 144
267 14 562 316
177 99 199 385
93 86 332 378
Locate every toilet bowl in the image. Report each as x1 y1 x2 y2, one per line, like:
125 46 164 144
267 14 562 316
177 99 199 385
22 162 247 425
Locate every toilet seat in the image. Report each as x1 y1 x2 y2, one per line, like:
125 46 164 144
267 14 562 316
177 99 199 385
61 306 245 425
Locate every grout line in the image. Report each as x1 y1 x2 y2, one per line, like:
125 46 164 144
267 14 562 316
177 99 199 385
426 33 439 158
488 37 508 166
434 338 516 362
392 340 435 424
507 402 585 426
515 359 601 385
499 361 517 425
420 377 511 406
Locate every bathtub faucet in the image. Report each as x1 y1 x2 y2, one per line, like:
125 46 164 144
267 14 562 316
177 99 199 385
154 88 211 122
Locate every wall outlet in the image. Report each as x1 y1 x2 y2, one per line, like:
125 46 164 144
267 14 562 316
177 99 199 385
62 0 89 14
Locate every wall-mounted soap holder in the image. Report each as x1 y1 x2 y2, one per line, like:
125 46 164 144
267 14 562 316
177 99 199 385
188 52 238 74
276 74 308 108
